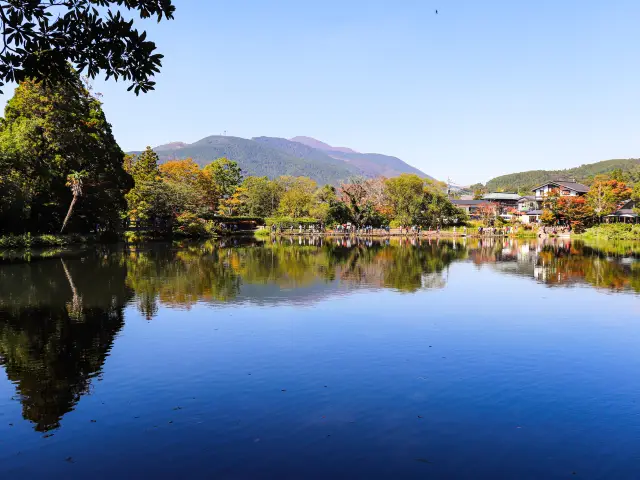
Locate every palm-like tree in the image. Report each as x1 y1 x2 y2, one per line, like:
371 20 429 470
61 170 88 233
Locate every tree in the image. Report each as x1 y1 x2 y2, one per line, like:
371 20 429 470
632 184 640 217
0 1 175 94
61 170 88 232
587 178 631 221
469 183 487 200
421 183 468 227
556 196 593 232
540 209 556 226
277 176 317 218
339 177 371 225
124 146 170 227
477 203 497 226
160 159 216 215
540 188 562 224
242 176 281 217
203 158 243 200
384 174 424 226
218 187 248 216
0 72 132 233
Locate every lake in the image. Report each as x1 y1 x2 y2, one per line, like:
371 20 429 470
1 236 640 479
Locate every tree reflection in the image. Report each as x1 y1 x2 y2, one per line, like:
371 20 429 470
0 253 132 431
2 236 640 432
122 238 469 318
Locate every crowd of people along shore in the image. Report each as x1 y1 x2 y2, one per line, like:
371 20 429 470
266 223 570 237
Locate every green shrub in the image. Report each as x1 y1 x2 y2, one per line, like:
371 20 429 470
578 224 640 240
173 212 217 237
254 227 271 237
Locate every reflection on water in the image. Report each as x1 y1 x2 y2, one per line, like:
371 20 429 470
1 236 640 477
0 253 132 431
1 237 639 432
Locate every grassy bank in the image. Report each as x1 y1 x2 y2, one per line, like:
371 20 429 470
576 224 640 241
0 233 97 249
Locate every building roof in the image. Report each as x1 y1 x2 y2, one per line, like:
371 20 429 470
526 210 543 215
517 196 537 202
482 192 521 201
608 199 637 216
451 199 489 206
531 180 589 194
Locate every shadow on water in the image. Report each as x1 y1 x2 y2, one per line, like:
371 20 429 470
1 236 640 433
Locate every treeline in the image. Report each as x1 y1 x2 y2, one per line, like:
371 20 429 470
0 71 466 237
480 159 640 194
125 147 468 235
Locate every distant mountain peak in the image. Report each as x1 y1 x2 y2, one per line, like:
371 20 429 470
290 136 358 154
129 134 432 185
153 141 188 151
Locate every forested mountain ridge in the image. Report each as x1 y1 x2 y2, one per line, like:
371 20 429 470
129 135 431 185
485 158 640 193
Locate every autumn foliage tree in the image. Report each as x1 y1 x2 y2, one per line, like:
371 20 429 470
587 178 632 221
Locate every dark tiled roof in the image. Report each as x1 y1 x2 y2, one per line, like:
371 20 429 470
517 196 537 202
532 181 589 193
483 193 521 201
526 210 543 215
451 199 489 205
609 200 637 216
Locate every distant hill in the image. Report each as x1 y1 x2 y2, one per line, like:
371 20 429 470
290 136 430 178
290 136 358 154
485 158 640 193
154 141 188 151
130 135 432 185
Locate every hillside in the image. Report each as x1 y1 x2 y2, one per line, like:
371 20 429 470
291 136 431 179
251 137 362 177
130 135 432 185
290 136 358 154
485 158 640 193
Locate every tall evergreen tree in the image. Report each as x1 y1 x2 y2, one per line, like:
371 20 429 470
0 72 133 233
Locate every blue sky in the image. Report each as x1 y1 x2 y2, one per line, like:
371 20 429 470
3 0 640 184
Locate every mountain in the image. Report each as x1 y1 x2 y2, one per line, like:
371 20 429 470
289 136 430 178
290 136 358 154
252 137 363 177
154 141 188 151
485 158 640 193
131 135 432 185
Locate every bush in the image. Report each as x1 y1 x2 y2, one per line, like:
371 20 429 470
254 227 271 237
173 213 216 238
579 223 640 240
0 233 93 249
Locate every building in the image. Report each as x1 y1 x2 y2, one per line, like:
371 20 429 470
605 200 638 223
520 210 542 224
451 199 495 219
482 193 521 214
517 196 539 212
532 179 589 200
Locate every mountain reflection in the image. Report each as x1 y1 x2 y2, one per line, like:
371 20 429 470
1 236 640 432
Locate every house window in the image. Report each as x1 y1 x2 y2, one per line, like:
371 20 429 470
562 190 570 195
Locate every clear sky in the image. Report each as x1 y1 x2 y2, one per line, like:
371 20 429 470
3 0 640 184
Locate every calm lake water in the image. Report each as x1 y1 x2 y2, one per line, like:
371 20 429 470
1 236 640 479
